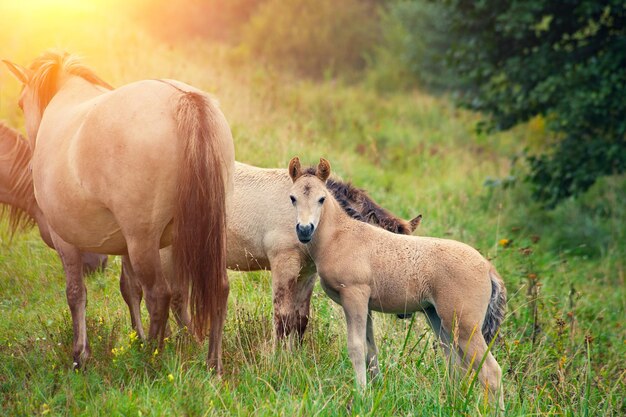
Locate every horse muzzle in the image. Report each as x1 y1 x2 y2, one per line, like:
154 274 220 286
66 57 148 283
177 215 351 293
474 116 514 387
296 223 315 243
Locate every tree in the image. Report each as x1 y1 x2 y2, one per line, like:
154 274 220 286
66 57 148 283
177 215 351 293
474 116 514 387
441 0 626 206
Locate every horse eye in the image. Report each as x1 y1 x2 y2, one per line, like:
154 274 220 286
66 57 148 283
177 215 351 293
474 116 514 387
290 195 296 205
318 197 326 204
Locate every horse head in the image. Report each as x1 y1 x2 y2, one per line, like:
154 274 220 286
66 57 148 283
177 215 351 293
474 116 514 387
288 157 331 243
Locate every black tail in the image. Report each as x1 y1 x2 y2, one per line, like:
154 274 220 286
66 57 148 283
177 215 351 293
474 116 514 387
482 266 507 344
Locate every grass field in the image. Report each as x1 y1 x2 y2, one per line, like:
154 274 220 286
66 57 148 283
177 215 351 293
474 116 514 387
0 2 624 416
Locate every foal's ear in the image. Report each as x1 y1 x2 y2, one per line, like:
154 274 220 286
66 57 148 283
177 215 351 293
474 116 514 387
288 156 302 182
409 214 422 233
316 158 331 182
2 60 30 85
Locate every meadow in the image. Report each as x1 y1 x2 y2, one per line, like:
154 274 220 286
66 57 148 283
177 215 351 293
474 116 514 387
0 1 624 416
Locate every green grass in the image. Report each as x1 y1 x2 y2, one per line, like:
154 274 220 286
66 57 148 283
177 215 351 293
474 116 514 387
0 2 624 416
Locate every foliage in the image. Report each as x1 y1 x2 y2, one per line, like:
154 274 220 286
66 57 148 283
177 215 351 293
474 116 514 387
242 0 381 78
440 0 626 207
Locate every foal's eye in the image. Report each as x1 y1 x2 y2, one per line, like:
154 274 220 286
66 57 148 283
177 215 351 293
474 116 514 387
290 195 296 205
318 197 326 204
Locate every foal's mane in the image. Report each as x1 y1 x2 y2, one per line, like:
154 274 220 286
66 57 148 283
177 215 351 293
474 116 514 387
0 122 36 234
27 50 113 115
303 167 414 235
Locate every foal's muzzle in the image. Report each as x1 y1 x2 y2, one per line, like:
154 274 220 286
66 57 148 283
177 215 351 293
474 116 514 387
296 223 315 243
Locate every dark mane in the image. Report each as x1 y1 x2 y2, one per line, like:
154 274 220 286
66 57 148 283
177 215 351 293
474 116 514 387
304 167 414 235
27 50 113 116
0 122 36 235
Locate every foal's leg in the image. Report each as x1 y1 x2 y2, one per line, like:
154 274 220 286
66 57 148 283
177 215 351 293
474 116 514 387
120 256 146 340
424 306 461 370
340 285 371 388
457 329 504 410
126 238 171 343
366 311 380 379
51 232 89 368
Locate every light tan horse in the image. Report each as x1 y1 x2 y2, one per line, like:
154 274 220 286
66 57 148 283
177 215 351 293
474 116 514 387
0 121 107 273
287 157 507 409
121 161 422 341
3 51 235 371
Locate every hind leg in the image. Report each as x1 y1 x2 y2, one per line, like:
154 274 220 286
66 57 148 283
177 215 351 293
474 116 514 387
436 305 504 410
51 232 89 368
120 256 146 340
424 307 462 370
366 311 380 379
160 247 191 331
457 330 504 410
126 238 171 344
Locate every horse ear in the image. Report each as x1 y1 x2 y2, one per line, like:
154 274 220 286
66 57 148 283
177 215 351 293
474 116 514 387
288 157 302 182
409 214 422 233
2 60 30 85
316 158 331 182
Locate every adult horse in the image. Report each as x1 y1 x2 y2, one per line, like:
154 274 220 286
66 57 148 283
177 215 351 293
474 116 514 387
120 162 423 342
0 121 107 273
3 51 235 372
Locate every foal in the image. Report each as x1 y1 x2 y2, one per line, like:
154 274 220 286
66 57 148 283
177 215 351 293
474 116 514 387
287 157 507 409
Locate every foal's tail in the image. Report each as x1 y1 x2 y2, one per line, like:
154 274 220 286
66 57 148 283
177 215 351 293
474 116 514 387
172 91 230 340
482 265 507 345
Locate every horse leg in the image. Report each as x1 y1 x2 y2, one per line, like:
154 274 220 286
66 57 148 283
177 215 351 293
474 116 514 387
340 285 371 388
161 247 191 331
269 251 304 345
51 232 89 368
293 268 316 343
80 252 108 275
457 329 504 410
120 255 146 340
126 239 171 344
366 310 380 380
424 306 462 371
207 269 229 374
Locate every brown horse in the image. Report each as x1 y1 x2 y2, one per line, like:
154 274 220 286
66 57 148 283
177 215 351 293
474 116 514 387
0 121 106 273
288 157 506 409
3 51 235 371
120 161 422 342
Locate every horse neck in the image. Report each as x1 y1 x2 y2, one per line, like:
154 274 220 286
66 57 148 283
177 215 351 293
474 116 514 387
49 75 107 110
309 195 354 256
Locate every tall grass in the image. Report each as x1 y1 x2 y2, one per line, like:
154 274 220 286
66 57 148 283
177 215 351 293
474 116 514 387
0 2 624 416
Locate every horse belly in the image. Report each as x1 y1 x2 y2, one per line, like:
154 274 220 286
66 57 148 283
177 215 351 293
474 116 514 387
45 202 128 254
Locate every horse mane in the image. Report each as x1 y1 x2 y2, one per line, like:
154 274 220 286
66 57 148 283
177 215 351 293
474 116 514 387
303 167 414 235
27 50 113 115
0 122 36 235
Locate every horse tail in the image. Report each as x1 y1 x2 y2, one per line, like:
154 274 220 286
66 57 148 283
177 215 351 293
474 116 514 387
482 264 507 345
172 91 229 340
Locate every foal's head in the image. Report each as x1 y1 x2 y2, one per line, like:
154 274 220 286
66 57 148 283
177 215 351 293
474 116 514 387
288 157 332 243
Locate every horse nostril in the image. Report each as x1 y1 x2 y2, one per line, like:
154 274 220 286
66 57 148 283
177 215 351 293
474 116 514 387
309 223 315 233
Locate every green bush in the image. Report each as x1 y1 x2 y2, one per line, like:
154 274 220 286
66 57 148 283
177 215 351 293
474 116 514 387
440 0 626 207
